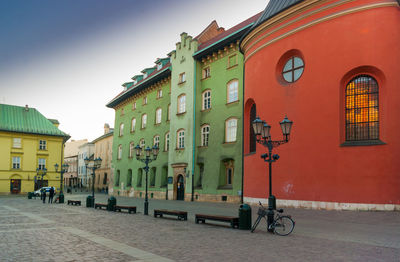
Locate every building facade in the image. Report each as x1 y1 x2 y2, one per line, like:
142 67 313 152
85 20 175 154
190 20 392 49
0 104 69 194
64 139 87 190
92 124 113 192
240 0 400 210
77 142 94 188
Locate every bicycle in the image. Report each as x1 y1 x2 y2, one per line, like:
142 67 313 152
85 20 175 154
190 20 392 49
251 202 295 236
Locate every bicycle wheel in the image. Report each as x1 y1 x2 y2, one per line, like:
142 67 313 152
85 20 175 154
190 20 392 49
251 215 262 233
273 216 295 236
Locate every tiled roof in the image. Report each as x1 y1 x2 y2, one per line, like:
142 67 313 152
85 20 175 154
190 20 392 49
91 130 114 143
0 104 70 138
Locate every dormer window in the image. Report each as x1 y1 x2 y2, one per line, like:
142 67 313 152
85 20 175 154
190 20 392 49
143 73 148 79
133 80 137 85
157 63 162 70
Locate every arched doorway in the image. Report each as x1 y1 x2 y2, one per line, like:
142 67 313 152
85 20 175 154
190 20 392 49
10 179 21 194
176 175 185 201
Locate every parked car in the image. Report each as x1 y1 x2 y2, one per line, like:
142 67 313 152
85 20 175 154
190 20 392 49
34 187 56 196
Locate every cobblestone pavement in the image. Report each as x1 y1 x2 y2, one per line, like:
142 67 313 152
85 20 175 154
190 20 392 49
0 194 399 262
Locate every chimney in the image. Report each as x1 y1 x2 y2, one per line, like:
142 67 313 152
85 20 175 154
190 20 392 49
25 105 29 111
104 123 110 134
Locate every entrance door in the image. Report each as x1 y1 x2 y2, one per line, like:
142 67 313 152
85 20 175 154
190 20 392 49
10 179 21 194
176 175 185 201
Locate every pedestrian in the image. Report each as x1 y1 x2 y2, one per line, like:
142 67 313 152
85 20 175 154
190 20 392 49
49 187 54 203
42 189 46 204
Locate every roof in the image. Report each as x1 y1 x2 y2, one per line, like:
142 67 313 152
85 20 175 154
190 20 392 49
0 104 70 138
240 0 304 44
92 130 114 143
193 12 262 59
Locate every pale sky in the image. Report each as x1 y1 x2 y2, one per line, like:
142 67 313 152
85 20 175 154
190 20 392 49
0 0 268 141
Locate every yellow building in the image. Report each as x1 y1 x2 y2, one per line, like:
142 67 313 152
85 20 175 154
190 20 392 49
0 104 70 194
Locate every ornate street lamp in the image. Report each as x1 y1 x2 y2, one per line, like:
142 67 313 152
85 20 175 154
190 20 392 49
135 144 159 215
54 162 69 203
84 157 102 207
36 167 47 199
252 115 293 232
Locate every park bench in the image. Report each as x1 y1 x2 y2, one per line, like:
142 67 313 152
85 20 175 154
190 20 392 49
195 214 239 228
94 203 108 210
154 209 187 220
67 200 81 206
114 205 136 214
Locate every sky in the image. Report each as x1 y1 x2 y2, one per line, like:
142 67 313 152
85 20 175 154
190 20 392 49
0 0 268 141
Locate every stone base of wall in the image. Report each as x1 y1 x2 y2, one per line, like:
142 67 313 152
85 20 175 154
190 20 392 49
244 197 400 211
192 193 241 203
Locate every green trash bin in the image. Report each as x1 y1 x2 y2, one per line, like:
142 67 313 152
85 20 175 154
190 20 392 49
239 204 252 230
28 192 33 199
86 195 94 208
107 196 116 211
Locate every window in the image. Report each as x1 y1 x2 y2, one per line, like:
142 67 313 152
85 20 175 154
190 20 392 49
119 123 124 136
157 63 162 70
250 104 257 153
118 145 122 160
165 132 170 151
140 139 145 149
345 75 379 141
39 140 47 150
155 108 162 124
178 94 186 114
154 135 160 148
282 56 304 83
227 80 239 103
129 142 135 158
226 168 233 185
143 96 148 105
132 102 136 110
179 72 186 84
131 118 136 132
127 169 132 187
13 138 21 148
12 157 21 169
121 108 125 116
177 129 185 149
201 125 210 147
202 67 211 79
167 104 171 121
228 54 237 68
143 73 148 79
38 158 46 170
141 114 147 129
225 118 238 142
202 90 211 110
157 89 163 98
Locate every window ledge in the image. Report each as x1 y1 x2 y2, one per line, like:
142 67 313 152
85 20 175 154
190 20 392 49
130 131 135 134
201 108 211 113
178 81 186 85
175 148 185 151
154 123 161 126
226 100 239 106
176 112 186 116
197 146 208 149
223 141 237 145
245 152 257 157
140 127 146 130
340 140 386 147
201 76 211 81
227 64 238 70
218 185 233 190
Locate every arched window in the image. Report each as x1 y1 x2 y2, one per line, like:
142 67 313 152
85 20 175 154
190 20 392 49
165 132 170 151
141 114 147 129
225 118 238 142
154 135 160 148
177 129 185 149
345 75 379 141
202 90 211 110
178 94 186 114
155 108 162 124
117 145 122 159
127 169 132 187
119 123 124 136
250 104 257 152
129 142 134 158
227 80 239 103
131 118 136 132
139 139 145 149
201 125 210 147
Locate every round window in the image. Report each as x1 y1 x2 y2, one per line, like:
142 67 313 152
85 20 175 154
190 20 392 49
282 57 304 83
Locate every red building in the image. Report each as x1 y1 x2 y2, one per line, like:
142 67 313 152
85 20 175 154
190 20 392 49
241 0 400 210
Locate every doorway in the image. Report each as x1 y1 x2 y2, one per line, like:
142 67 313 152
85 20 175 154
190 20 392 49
10 179 21 194
176 175 185 201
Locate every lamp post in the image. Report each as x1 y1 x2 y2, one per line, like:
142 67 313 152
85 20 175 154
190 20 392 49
36 168 47 199
54 163 69 204
252 115 293 232
134 144 159 215
84 157 102 207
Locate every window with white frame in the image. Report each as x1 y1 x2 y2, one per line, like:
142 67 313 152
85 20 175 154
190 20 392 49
157 89 163 98
154 135 160 148
143 96 148 105
165 132 170 151
141 114 147 129
227 80 239 103
167 104 171 121
13 138 21 148
202 90 211 110
201 125 210 147
119 123 124 136
129 142 134 158
179 72 186 83
177 129 185 149
38 158 46 170
39 140 47 150
225 118 238 142
118 145 122 160
131 118 136 132
132 102 136 110
178 94 186 114
202 67 211 79
140 139 145 149
156 108 162 124
12 156 21 169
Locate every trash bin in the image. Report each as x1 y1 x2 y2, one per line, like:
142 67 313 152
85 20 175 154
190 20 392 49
86 195 94 208
28 192 32 199
59 193 64 204
107 196 116 211
239 204 252 230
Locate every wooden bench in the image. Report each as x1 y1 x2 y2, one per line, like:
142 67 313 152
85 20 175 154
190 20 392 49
94 203 108 210
154 209 187 220
195 214 239 228
67 200 81 206
114 205 136 214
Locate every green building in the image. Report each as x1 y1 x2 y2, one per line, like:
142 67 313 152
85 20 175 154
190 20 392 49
106 13 261 202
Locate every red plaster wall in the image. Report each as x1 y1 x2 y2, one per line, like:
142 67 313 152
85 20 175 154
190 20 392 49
243 2 400 205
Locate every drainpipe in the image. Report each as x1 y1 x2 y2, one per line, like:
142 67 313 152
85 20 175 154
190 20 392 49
191 60 197 201
241 58 245 204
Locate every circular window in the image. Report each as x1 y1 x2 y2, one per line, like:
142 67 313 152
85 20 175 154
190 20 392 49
282 57 304 83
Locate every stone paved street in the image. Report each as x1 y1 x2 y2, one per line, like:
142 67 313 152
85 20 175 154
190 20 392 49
0 194 399 262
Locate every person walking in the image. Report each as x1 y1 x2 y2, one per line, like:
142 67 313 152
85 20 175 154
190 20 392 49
42 189 46 204
49 187 54 203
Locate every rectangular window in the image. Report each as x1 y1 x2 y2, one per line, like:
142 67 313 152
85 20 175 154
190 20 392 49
228 54 237 68
154 136 160 148
143 96 148 105
12 157 21 169
202 67 210 79
167 104 171 121
142 114 147 129
179 72 186 84
156 108 162 124
165 133 170 151
227 80 239 103
13 138 21 148
39 140 47 150
132 102 136 110
177 130 185 149
226 119 238 142
178 95 186 114
38 158 46 170
157 89 163 98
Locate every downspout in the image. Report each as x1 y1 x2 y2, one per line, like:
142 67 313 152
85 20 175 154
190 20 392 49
191 60 197 202
241 59 245 204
